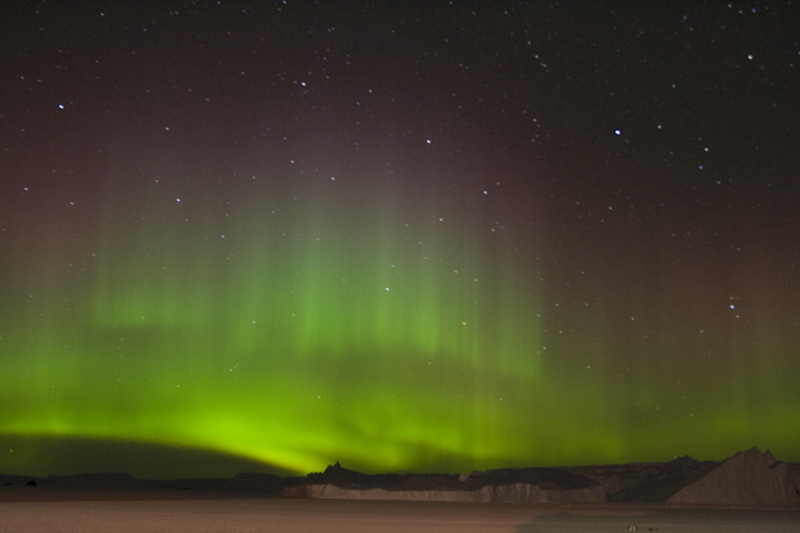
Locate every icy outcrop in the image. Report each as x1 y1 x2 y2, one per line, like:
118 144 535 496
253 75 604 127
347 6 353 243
286 481 606 503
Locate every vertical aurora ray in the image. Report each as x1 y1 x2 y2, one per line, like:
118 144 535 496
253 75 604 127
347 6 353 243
2 2 800 480
3 154 799 476
0 164 557 476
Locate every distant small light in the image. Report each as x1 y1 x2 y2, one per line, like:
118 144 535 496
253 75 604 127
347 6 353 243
426 139 431 144
176 198 181 202
614 129 621 135
58 104 64 110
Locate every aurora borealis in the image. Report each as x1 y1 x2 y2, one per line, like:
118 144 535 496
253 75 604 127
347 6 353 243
1 2 799 479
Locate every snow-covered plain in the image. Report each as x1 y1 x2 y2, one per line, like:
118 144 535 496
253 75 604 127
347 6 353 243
1 498 799 533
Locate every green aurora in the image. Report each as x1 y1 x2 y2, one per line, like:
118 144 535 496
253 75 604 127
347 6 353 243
2 2 800 479
3 172 552 476
2 167 799 478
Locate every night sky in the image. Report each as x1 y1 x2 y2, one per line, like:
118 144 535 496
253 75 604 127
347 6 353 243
1 1 799 479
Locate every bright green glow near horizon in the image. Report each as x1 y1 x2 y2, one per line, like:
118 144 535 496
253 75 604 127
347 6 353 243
0 180 551 476
2 175 800 478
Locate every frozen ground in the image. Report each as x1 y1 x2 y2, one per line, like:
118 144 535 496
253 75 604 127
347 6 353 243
521 508 800 533
0 498 798 532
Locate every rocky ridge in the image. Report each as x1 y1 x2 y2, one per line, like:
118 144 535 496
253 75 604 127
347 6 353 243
3 448 798 507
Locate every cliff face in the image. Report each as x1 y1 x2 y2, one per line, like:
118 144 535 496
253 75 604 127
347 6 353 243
285 482 607 503
282 461 607 503
668 448 800 507
284 451 800 507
